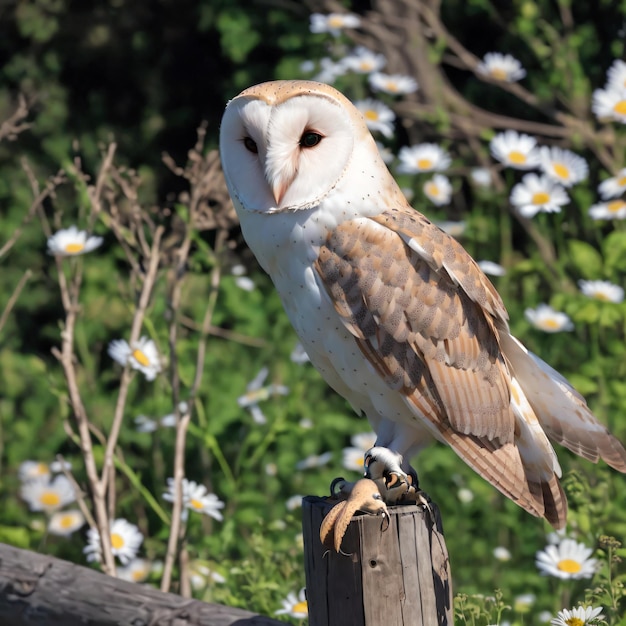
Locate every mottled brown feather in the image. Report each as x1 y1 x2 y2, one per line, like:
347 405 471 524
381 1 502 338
314 207 567 526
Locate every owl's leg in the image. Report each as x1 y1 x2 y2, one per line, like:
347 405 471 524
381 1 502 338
363 446 419 503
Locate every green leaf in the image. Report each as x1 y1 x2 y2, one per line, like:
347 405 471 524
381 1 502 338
567 239 603 278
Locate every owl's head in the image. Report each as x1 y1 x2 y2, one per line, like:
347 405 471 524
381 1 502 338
219 80 378 213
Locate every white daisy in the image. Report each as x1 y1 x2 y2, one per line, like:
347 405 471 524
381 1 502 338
589 198 626 220
116 558 152 583
235 276 255 292
477 52 526 82
108 336 162 381
550 606 604 626
20 475 76 513
470 167 492 187
457 488 474 503
189 561 226 590
493 546 512 561
536 538 598 579
354 99 395 138
598 168 626 199
539 146 588 187
342 447 366 472
578 279 624 303
592 86 626 123
423 174 452 206
478 260 506 276
489 130 540 170
313 57 347 84
514 593 536 612
290 342 310 364
368 72 418 95
163 478 225 521
295 451 333 470
510 173 570 217
84 518 144 565
309 12 361 36
525 304 574 333
48 509 85 536
286 494 304 511
607 59 626 90
49 459 72 473
397 143 451 173
237 367 289 425
351 432 377 451
18 460 51 483
47 226 103 256
342 47 386 74
275 588 308 619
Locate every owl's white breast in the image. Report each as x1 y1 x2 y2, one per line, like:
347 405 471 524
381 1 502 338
235 186 433 454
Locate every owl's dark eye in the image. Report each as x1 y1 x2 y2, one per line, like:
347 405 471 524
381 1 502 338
299 131 323 148
243 136 258 153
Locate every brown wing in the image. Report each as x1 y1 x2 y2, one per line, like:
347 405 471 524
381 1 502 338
314 205 566 527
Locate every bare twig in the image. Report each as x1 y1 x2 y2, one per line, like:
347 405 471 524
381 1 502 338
0 270 32 335
0 95 31 142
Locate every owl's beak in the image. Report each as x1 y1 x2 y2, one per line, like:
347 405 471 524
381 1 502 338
272 180 288 207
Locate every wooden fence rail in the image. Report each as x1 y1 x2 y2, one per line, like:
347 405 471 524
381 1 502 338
0 543 283 626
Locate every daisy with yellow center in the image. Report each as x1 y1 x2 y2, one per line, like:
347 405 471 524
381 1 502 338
592 86 626 123
237 366 289 425
369 72 418 95
47 226 103 257
598 168 626 199
84 518 144 565
423 174 452 206
48 509 85 536
578 279 624 303
18 460 51 483
589 198 626 220
309 12 361 36
20 475 76 513
342 47 386 74
342 446 367 472
550 606 604 626
536 538 598 579
489 130 540 170
398 143 451 174
108 336 162 381
539 146 588 187
607 59 626 90
524 304 574 333
354 99 396 138
510 173 570 217
116 558 152 583
476 52 526 82
163 477 225 522
275 588 308 619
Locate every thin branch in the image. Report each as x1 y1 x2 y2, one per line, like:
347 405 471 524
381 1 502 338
0 270 32 335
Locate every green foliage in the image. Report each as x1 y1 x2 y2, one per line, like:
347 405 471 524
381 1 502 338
2 0 626 624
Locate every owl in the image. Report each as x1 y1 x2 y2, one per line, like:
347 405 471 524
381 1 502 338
219 80 626 528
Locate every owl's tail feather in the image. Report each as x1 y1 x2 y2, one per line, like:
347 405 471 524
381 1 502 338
500 332 626 473
425 417 567 528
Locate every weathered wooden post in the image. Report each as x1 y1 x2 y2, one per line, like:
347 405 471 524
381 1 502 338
302 496 453 625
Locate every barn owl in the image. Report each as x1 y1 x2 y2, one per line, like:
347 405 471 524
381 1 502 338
219 80 626 528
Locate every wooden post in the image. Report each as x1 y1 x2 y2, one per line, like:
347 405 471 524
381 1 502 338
302 496 453 626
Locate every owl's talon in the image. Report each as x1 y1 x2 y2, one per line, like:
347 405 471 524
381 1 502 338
364 446 419 504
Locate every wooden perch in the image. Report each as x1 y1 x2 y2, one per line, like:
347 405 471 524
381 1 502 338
0 543 283 626
302 496 453 626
